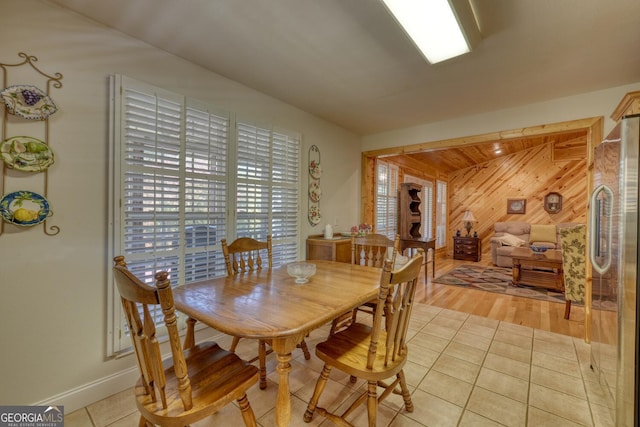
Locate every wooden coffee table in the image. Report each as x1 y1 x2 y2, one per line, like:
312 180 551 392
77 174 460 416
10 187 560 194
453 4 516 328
511 247 564 292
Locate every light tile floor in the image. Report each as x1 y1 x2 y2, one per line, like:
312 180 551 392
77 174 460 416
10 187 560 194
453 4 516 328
65 305 615 427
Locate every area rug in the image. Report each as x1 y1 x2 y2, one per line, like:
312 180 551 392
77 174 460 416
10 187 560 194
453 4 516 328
433 264 570 304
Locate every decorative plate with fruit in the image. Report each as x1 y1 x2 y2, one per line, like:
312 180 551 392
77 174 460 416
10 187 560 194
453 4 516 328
0 84 58 120
0 136 54 172
0 190 52 226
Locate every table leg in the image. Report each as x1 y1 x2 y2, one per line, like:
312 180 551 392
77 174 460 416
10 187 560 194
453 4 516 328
183 317 197 349
431 248 436 279
512 260 521 285
558 266 565 292
423 262 428 283
271 336 303 426
275 351 292 426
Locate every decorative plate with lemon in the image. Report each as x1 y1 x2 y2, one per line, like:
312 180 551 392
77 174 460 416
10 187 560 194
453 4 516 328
1 136 54 172
0 190 52 226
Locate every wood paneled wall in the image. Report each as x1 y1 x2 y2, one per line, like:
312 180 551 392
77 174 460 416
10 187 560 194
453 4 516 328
449 142 587 256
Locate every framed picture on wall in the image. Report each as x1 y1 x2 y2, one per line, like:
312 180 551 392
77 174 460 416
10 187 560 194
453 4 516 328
507 198 526 214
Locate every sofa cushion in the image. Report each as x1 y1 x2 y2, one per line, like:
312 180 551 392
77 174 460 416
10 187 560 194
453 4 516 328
530 224 557 244
496 245 516 256
495 232 526 247
494 221 530 235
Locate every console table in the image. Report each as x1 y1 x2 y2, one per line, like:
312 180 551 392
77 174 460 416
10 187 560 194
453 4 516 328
306 234 351 263
400 237 436 281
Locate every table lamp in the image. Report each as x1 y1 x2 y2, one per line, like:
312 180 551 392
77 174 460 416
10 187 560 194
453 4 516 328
462 210 477 237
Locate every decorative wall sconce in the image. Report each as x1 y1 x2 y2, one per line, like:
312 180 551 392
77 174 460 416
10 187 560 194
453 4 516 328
544 192 563 213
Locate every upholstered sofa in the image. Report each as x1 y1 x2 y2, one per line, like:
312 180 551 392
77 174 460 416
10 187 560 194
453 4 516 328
490 221 581 267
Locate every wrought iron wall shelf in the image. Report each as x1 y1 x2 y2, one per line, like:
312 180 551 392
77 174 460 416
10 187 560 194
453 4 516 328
0 52 63 236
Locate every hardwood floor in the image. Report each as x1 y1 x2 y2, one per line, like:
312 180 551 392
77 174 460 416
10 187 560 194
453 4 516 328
418 255 587 340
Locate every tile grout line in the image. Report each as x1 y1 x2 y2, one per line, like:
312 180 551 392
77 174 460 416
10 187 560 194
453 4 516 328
530 331 598 426
575 337 599 427
82 306 604 427
455 312 498 426
525 322 534 426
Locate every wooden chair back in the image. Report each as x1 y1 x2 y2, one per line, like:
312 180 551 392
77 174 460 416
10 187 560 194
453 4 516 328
112 256 193 412
222 236 272 276
369 250 423 368
113 256 260 426
304 250 424 425
351 233 399 267
559 224 587 319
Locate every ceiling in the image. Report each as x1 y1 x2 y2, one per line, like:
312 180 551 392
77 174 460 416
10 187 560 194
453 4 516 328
50 0 640 137
385 130 587 173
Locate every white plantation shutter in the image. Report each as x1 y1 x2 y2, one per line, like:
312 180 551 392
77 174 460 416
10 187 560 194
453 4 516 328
270 130 300 264
114 80 185 346
236 123 271 239
236 122 300 265
120 83 183 284
375 160 399 238
110 76 300 355
183 103 229 282
423 181 434 239
436 180 447 248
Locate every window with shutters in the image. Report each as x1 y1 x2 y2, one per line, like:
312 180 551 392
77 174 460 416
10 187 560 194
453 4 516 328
235 122 300 264
375 160 399 238
436 180 447 248
108 76 300 355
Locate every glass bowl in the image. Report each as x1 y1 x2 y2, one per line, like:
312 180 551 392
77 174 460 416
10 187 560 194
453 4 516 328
530 245 548 253
287 262 316 284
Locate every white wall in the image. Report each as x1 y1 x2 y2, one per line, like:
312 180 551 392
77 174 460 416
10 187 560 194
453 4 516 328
0 0 361 409
2 0 639 412
362 82 640 151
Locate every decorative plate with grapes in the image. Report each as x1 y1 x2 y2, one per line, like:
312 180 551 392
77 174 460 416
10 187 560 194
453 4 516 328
0 84 58 120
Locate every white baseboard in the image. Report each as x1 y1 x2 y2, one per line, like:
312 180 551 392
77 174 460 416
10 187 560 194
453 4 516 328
33 366 140 414
35 327 222 414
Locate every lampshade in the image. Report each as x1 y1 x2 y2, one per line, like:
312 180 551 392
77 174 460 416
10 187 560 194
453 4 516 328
462 210 477 223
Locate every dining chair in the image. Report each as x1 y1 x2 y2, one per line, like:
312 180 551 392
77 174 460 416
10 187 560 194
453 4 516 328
222 235 273 275
303 250 424 426
330 233 405 335
182 235 276 351
351 233 402 267
222 236 311 390
112 256 259 427
559 224 587 319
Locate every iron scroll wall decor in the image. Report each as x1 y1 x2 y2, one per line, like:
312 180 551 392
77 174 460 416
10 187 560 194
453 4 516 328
0 52 63 236
308 145 322 226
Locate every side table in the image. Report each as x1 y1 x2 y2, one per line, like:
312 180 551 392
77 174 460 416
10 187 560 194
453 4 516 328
400 238 436 282
453 236 482 262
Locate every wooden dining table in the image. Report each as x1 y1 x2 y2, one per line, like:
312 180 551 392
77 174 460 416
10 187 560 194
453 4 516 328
172 260 383 427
